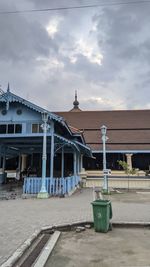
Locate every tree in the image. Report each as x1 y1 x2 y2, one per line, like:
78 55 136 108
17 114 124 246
117 160 137 191
117 160 137 175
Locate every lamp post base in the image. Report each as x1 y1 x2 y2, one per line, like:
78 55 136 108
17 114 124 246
101 189 110 195
37 191 49 199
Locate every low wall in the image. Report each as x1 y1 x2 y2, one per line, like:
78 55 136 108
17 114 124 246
86 170 146 177
84 177 150 189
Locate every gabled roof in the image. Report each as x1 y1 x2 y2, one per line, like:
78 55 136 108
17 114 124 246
0 87 92 156
0 89 63 123
68 125 85 144
56 109 150 152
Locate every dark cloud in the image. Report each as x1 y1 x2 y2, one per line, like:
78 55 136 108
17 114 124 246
0 0 59 63
0 0 150 110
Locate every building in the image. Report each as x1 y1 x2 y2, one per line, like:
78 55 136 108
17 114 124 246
0 86 92 195
0 86 150 193
56 92 150 172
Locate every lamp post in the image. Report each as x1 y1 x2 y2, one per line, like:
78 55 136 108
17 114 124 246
37 111 50 199
101 125 108 193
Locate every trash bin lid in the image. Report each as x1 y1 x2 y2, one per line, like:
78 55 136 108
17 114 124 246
91 199 111 206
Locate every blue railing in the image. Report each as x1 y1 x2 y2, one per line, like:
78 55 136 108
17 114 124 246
23 176 80 196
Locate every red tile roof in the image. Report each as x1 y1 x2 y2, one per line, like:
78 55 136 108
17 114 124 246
55 110 150 152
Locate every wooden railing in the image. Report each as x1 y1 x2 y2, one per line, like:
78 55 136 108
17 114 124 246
23 176 80 195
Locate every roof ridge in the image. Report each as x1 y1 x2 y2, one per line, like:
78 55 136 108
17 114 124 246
56 109 150 113
0 90 63 122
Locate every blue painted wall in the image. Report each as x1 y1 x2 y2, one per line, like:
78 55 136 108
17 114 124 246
0 102 50 136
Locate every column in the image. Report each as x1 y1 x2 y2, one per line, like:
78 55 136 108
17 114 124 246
2 155 6 174
21 154 27 172
77 153 80 175
73 151 77 177
61 147 64 178
50 121 54 178
126 154 133 170
16 154 21 180
80 154 84 172
37 112 49 198
2 154 6 183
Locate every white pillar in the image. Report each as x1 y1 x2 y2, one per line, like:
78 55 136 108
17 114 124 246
80 154 84 171
77 153 80 175
37 112 49 198
50 121 54 178
102 135 107 191
73 151 77 176
126 154 133 170
2 154 6 183
61 147 64 178
2 155 6 174
21 154 27 172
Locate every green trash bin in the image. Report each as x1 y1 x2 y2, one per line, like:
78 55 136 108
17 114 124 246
91 199 112 233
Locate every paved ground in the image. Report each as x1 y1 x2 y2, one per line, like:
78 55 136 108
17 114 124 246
45 228 150 267
0 188 150 265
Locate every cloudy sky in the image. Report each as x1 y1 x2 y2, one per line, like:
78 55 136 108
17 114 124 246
0 0 150 111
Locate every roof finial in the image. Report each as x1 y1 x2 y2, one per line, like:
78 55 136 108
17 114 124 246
7 82 10 93
75 90 77 101
70 90 82 112
6 83 10 110
73 90 79 109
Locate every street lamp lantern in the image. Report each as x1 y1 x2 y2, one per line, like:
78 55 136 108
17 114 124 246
37 111 50 199
101 124 108 193
42 111 48 122
101 125 107 136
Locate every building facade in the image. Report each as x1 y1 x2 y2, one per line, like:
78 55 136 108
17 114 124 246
57 93 150 172
0 87 91 195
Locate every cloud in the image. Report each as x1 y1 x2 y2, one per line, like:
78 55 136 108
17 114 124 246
0 1 150 111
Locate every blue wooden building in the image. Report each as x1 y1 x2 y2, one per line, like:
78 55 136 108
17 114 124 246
0 86 92 196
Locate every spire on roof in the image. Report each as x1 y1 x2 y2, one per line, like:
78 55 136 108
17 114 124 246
70 90 82 112
7 82 10 93
6 82 10 110
73 90 79 109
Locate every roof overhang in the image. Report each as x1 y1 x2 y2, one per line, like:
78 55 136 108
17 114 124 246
75 140 92 157
92 150 150 154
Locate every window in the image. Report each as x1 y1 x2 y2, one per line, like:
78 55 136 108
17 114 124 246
8 124 14 134
0 124 22 134
0 125 7 134
32 124 39 133
15 124 22 133
32 123 43 133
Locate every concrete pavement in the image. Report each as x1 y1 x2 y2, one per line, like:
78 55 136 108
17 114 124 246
0 188 150 265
